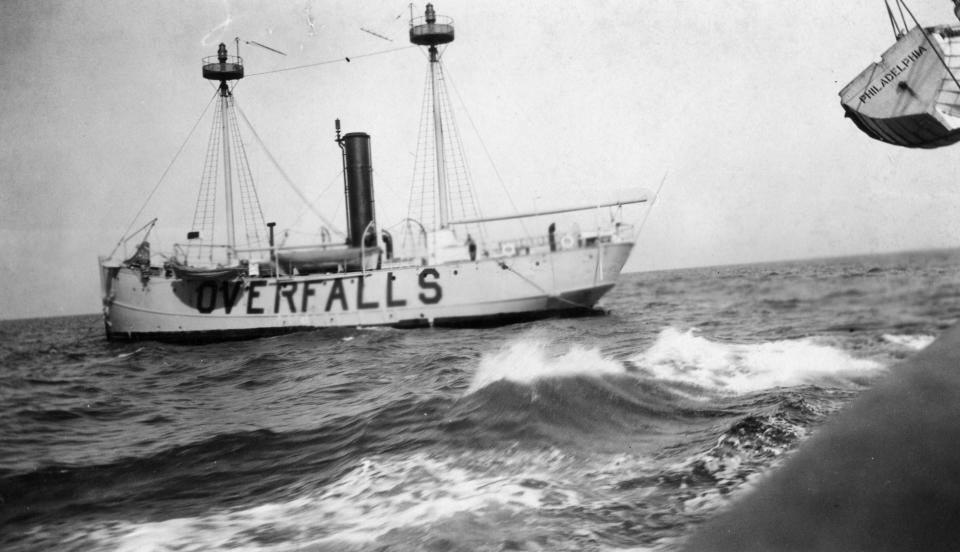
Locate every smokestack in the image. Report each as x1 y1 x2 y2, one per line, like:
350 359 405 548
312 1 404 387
342 132 376 248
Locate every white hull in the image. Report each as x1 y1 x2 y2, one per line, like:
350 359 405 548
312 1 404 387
840 25 960 149
101 242 633 341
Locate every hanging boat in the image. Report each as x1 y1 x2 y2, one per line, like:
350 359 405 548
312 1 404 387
840 3 960 148
97 4 652 342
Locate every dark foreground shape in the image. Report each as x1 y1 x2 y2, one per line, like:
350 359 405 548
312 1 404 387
682 323 960 551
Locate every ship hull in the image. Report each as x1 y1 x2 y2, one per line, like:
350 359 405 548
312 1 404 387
840 25 960 149
101 242 633 342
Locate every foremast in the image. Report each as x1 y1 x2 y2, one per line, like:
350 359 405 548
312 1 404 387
429 41 449 229
198 43 266 266
218 78 237 261
410 4 468 235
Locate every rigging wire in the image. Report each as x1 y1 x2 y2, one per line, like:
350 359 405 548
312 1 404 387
496 259 596 310
895 0 909 34
407 64 436 235
372 167 407 205
227 95 268 249
897 0 960 94
189 89 224 263
430 58 485 243
109 89 219 259
233 99 345 237
244 45 417 77
883 0 904 38
288 169 345 233
857 1 960 108
635 172 668 239
441 65 531 239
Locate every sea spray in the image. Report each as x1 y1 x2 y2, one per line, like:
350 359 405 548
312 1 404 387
882 333 935 350
87 449 582 551
466 338 627 394
632 327 885 393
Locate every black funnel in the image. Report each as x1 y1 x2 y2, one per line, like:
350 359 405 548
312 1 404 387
342 132 376 248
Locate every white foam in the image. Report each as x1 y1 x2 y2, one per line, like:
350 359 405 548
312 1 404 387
631 328 883 393
466 339 627 394
85 451 581 551
116 347 143 359
882 333 935 351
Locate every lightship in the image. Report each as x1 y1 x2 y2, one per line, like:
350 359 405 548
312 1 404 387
98 4 650 341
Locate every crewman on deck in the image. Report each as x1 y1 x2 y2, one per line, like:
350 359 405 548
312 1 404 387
466 234 477 261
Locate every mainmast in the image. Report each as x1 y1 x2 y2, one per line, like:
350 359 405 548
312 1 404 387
410 4 455 229
202 44 245 262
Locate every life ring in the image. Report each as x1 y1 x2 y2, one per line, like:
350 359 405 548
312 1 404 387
560 234 575 249
502 243 516 256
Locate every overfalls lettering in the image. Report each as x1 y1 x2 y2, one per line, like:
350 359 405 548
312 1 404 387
192 271 443 315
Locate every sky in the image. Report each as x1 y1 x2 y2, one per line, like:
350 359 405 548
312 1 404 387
2 0 960 320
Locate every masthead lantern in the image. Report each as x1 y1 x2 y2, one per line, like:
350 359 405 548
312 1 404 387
202 43 244 82
409 3 455 48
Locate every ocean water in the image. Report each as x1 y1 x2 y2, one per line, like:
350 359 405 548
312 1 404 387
3 249 960 551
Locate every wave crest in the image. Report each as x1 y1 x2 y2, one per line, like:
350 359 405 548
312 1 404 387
882 333 935 350
631 328 883 393
466 340 627 394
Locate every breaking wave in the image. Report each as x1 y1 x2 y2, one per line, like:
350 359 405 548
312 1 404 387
882 333 935 351
631 327 885 393
465 339 627 394
82 448 585 551
465 328 886 398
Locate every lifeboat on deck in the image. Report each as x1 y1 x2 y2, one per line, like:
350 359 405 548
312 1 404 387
840 24 960 149
168 260 245 281
276 246 380 274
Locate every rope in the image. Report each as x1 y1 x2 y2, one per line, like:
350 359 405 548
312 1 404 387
233 101 345 237
288 169 344 231
635 172 669 238
109 44 416 260
895 0 908 34
442 65 530 239
109 89 219 259
898 0 960 93
245 45 417 77
884 0 903 38
496 260 597 311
